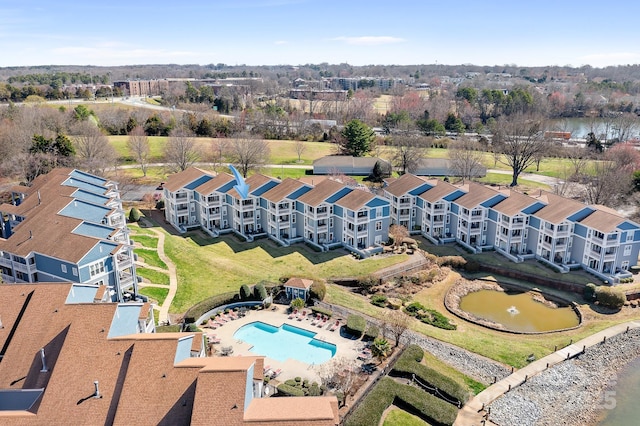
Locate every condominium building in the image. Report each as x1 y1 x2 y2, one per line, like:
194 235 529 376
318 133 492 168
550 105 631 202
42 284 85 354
163 168 390 257
384 174 640 283
0 168 138 302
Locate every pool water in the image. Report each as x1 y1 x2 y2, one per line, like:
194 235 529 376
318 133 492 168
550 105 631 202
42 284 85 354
233 321 336 364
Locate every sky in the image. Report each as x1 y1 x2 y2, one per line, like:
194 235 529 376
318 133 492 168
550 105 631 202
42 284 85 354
2 0 640 68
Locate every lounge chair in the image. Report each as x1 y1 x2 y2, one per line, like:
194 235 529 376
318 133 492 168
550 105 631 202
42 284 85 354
263 365 271 374
311 315 320 326
288 309 297 319
329 321 340 331
297 311 306 321
317 318 327 328
270 369 281 378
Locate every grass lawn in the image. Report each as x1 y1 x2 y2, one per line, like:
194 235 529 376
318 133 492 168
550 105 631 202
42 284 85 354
136 267 170 286
476 172 549 190
156 229 407 313
383 408 430 426
131 234 158 249
139 287 169 305
135 248 167 269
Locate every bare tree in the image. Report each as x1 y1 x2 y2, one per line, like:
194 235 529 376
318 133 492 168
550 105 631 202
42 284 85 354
493 114 546 186
564 146 590 180
164 126 200 172
448 137 485 181
294 139 306 162
581 160 631 206
127 125 150 176
210 138 229 172
317 356 359 407
229 132 270 177
382 310 411 347
71 122 116 175
389 224 409 250
390 134 426 175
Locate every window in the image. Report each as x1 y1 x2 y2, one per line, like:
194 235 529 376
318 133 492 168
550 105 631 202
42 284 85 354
624 245 632 256
377 207 382 217
375 221 382 231
72 267 78 276
61 264 67 273
292 215 296 223
627 232 634 242
90 261 105 277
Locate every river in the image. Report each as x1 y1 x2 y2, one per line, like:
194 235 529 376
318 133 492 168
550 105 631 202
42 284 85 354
596 357 640 425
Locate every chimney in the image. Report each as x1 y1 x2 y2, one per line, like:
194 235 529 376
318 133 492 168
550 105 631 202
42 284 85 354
94 381 101 398
40 348 48 372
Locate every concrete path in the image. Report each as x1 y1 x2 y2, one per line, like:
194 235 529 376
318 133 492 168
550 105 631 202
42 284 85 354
454 320 640 425
134 224 177 325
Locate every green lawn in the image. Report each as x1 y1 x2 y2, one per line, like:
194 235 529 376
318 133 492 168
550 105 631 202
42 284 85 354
383 408 430 426
131 234 158 249
135 248 167 269
139 287 169 305
136 267 170 286
161 230 407 313
476 172 549 190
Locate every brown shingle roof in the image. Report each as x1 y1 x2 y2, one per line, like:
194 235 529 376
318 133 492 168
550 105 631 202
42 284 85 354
491 190 539 217
244 396 339 423
297 179 346 207
384 174 428 197
194 172 235 195
452 182 500 209
261 178 309 203
334 188 375 211
227 174 275 199
579 208 626 233
284 277 314 290
418 180 459 203
534 192 587 224
163 167 213 192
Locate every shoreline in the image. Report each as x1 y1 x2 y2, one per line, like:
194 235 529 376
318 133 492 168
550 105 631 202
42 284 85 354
488 328 640 426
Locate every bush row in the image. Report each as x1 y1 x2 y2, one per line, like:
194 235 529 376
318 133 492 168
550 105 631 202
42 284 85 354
344 377 457 426
183 291 239 323
404 302 457 330
392 345 470 405
310 306 333 318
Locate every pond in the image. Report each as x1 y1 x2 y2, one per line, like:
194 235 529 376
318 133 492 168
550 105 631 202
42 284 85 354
459 290 579 333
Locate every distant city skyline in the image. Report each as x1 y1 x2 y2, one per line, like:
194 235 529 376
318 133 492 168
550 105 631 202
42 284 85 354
2 0 639 69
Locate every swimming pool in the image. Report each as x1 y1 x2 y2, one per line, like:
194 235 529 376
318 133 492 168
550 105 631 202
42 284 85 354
233 321 336 364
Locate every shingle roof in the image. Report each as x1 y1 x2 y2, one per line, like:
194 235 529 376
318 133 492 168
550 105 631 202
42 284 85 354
194 172 235 195
418 180 459 203
491 190 539 216
284 277 314 290
163 167 213 192
261 178 309 203
334 188 376 211
534 192 587 224
297 179 346 207
244 396 338 422
579 208 627 233
227 174 274 199
451 182 499 209
384 173 429 197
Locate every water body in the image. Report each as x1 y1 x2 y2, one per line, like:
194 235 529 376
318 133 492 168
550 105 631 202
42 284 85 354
459 290 579 332
597 357 640 426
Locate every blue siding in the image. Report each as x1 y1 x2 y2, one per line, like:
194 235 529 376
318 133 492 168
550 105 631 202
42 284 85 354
225 194 233 205
79 242 118 266
451 204 459 214
174 336 195 364
619 221 638 231
574 224 588 238
34 253 78 282
488 209 498 221
416 198 424 208
383 206 390 216
244 365 254 410
193 192 200 202
260 198 267 209
334 205 343 217
185 175 212 190
296 201 304 212
529 216 541 228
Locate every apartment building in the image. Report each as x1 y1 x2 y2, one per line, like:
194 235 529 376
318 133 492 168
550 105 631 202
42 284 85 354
164 168 390 257
0 168 138 302
384 174 640 283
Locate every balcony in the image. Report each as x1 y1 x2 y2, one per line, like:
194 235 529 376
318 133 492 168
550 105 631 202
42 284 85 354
117 252 133 267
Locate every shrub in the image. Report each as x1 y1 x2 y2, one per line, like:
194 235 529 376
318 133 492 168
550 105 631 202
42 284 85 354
284 379 298 387
128 207 141 222
404 302 456 330
357 274 379 290
290 297 305 310
155 200 165 209
254 283 268 300
596 287 626 309
277 383 305 397
364 324 379 340
370 294 388 307
417 269 439 283
464 259 481 272
436 255 467 269
310 306 333 317
308 383 321 396
240 284 252 300
183 291 239 323
309 280 327 301
584 283 597 301
346 314 366 337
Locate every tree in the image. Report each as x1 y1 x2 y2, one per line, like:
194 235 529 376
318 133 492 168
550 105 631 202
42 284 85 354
73 104 92 121
448 137 485 181
368 160 391 183
294 139 306 162
72 122 116 175
240 284 251 300
290 297 305 310
585 132 603 153
493 114 546 186
229 132 270 177
339 119 375 157
444 113 465 134
165 127 200 172
127 126 150 176
382 309 411 347
309 280 327 301
389 224 409 250
390 134 426 175
370 337 391 364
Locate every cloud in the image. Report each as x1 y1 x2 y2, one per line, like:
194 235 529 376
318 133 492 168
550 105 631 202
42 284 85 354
331 36 405 46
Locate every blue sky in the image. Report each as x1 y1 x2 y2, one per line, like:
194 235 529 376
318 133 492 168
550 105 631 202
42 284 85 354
2 0 639 68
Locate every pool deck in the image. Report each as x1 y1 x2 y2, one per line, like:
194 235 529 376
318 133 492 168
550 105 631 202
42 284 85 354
201 305 367 384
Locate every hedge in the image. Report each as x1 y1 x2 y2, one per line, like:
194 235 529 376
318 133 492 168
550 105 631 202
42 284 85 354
371 294 388 307
310 306 333 318
344 377 457 426
392 345 470 405
346 314 366 337
240 284 252 300
595 287 626 309
183 291 239 323
277 383 306 397
364 324 379 340
404 302 457 330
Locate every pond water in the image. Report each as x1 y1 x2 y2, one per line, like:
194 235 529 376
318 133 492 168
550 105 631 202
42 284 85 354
459 290 580 332
596 357 640 426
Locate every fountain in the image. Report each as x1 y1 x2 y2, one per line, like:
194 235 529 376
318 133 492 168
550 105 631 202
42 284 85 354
507 306 519 315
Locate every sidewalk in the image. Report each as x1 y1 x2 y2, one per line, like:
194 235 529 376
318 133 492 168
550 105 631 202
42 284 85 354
454 320 640 425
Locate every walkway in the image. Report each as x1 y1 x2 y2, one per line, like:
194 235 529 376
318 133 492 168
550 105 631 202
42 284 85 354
135 221 178 325
454 320 640 426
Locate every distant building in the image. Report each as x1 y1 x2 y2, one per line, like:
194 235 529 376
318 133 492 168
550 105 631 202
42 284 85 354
313 156 391 176
113 79 170 96
412 158 486 177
